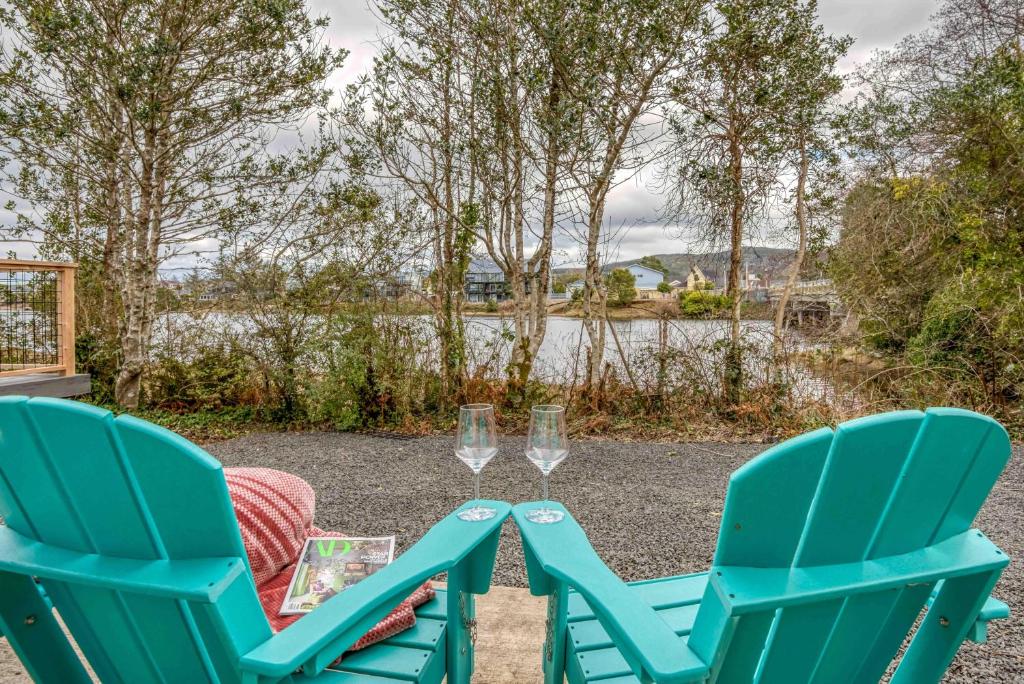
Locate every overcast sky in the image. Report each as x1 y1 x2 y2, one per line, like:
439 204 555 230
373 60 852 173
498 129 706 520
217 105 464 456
2 0 940 268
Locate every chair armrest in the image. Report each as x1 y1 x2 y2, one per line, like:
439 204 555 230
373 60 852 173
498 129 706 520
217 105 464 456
241 500 510 680
513 502 709 684
0 526 243 602
713 529 1009 615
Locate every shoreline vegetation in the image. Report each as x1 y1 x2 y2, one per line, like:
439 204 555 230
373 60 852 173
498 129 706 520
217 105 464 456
112 341 1017 448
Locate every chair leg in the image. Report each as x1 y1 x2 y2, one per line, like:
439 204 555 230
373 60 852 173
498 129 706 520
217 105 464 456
891 569 1002 684
446 565 475 684
542 582 569 684
0 573 91 684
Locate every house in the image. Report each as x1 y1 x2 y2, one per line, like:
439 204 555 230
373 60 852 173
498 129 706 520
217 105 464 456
619 263 670 299
625 263 665 290
159 278 187 296
374 269 428 300
568 265 670 299
194 279 237 303
685 265 712 291
465 259 508 303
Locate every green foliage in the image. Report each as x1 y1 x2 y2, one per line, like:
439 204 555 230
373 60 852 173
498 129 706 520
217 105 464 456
605 268 636 306
485 298 499 313
552 272 582 292
678 290 731 318
0 0 346 407
75 329 120 405
836 8 1024 409
307 313 439 430
638 255 667 275
656 281 672 294
146 345 257 411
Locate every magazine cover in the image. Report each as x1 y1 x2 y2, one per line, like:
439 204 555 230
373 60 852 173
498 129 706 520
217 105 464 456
279 536 396 616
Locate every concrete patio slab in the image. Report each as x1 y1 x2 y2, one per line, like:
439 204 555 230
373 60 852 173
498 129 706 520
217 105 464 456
454 583 548 683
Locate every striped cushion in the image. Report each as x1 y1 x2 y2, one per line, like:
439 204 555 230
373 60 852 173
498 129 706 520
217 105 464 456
224 467 434 651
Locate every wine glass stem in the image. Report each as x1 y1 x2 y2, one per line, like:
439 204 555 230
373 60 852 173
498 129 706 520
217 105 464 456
542 472 549 502
473 471 481 501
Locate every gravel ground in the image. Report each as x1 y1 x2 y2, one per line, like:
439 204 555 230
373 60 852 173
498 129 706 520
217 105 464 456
206 432 1024 683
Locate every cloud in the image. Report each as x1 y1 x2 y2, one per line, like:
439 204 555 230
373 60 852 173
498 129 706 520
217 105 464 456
818 0 937 72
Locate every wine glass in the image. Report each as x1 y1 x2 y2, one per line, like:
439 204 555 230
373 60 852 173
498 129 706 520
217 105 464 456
455 404 499 521
524 405 568 524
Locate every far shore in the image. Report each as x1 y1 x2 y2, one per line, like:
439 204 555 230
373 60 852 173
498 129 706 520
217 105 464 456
167 298 774 322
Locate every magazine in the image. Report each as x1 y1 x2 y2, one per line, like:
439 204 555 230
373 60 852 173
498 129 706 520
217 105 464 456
279 536 396 616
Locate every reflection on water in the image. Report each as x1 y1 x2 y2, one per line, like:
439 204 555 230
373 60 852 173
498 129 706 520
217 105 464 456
463 316 766 377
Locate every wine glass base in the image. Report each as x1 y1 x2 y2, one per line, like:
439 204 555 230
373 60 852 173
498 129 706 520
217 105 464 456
524 507 565 524
457 506 498 522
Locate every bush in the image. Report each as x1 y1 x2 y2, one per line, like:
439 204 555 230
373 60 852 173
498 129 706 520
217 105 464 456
678 290 731 318
307 313 439 430
146 343 259 411
906 281 1023 406
606 268 636 306
657 281 672 293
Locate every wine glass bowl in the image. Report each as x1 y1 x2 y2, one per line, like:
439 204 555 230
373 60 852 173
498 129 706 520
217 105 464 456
524 404 568 524
455 403 499 521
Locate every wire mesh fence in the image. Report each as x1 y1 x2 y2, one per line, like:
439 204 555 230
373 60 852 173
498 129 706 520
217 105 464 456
0 263 73 374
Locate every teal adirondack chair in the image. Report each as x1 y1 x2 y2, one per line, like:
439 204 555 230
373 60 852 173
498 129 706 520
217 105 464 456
0 396 510 683
514 408 1012 683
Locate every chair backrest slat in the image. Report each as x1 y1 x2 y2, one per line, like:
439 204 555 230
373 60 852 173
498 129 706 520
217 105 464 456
713 427 834 568
691 407 1011 684
0 397 271 683
796 411 926 567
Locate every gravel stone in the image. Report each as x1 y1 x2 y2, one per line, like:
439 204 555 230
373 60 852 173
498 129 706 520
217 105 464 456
207 433 1024 683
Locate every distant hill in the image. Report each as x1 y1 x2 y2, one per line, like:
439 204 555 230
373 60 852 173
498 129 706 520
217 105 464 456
555 246 813 288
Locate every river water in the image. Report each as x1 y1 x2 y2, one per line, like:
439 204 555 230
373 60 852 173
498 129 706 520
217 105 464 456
462 315 769 376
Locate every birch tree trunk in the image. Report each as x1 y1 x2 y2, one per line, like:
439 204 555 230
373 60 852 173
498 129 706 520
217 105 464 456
582 196 608 391
724 124 745 406
115 127 162 407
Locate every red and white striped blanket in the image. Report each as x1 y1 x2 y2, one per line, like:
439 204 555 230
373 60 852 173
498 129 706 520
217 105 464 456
224 467 433 650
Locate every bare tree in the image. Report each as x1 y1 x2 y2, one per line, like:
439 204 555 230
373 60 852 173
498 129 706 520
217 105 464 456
770 9 850 356
467 0 572 399
348 0 478 406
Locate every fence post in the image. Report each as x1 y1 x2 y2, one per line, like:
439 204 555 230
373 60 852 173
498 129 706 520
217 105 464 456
59 266 76 376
